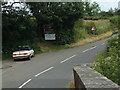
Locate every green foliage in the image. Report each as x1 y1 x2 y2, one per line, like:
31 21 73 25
73 19 88 41
84 16 109 20
2 4 41 59
72 19 111 42
2 2 116 60
2 14 40 51
91 2 101 16
107 8 114 16
55 29 74 45
109 16 119 29
27 2 84 45
84 2 100 16
73 19 111 41
50 44 70 50
92 36 120 85
95 20 111 35
84 20 111 35
99 8 119 18
84 21 96 35
2 2 85 59
106 36 119 52
84 16 99 20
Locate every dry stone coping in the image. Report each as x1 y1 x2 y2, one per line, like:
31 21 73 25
73 63 120 90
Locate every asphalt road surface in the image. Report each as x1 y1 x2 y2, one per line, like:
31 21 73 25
2 34 119 89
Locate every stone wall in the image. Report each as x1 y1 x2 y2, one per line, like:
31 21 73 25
73 64 120 90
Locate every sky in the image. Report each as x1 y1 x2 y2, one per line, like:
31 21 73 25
92 0 120 11
2 0 120 11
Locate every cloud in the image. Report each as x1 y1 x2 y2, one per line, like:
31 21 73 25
92 0 119 2
90 0 119 11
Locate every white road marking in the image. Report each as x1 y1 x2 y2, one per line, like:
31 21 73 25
102 43 105 45
60 55 76 63
90 46 96 50
82 46 97 53
35 67 54 77
82 48 90 53
19 79 32 88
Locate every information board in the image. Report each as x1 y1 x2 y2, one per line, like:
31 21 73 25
45 34 56 40
44 25 56 40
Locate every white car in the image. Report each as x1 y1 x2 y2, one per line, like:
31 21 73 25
12 45 34 60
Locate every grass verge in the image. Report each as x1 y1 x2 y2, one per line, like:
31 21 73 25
69 31 113 48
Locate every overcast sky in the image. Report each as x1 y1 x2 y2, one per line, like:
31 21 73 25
92 0 120 11
2 0 120 11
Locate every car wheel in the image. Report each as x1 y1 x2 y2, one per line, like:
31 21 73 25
28 55 31 60
32 53 35 57
14 59 16 61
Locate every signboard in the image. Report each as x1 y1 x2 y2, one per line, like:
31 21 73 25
91 26 96 31
45 34 55 40
44 25 56 40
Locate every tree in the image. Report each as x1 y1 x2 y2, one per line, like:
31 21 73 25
107 8 114 16
91 2 100 16
84 2 92 16
114 8 120 16
84 1 100 16
2 2 38 53
26 2 84 45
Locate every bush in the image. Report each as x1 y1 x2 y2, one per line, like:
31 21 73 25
92 36 120 85
109 16 119 29
73 19 88 41
84 16 100 20
2 15 42 59
84 16 109 20
55 30 74 45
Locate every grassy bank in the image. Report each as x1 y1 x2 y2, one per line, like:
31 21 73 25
73 19 112 42
70 31 113 47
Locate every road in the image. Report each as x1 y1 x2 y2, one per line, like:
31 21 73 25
2 34 119 89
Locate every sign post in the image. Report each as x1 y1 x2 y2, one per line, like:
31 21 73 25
44 25 56 40
91 26 96 31
91 26 96 34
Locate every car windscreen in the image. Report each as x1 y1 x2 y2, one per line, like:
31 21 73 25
17 47 31 51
